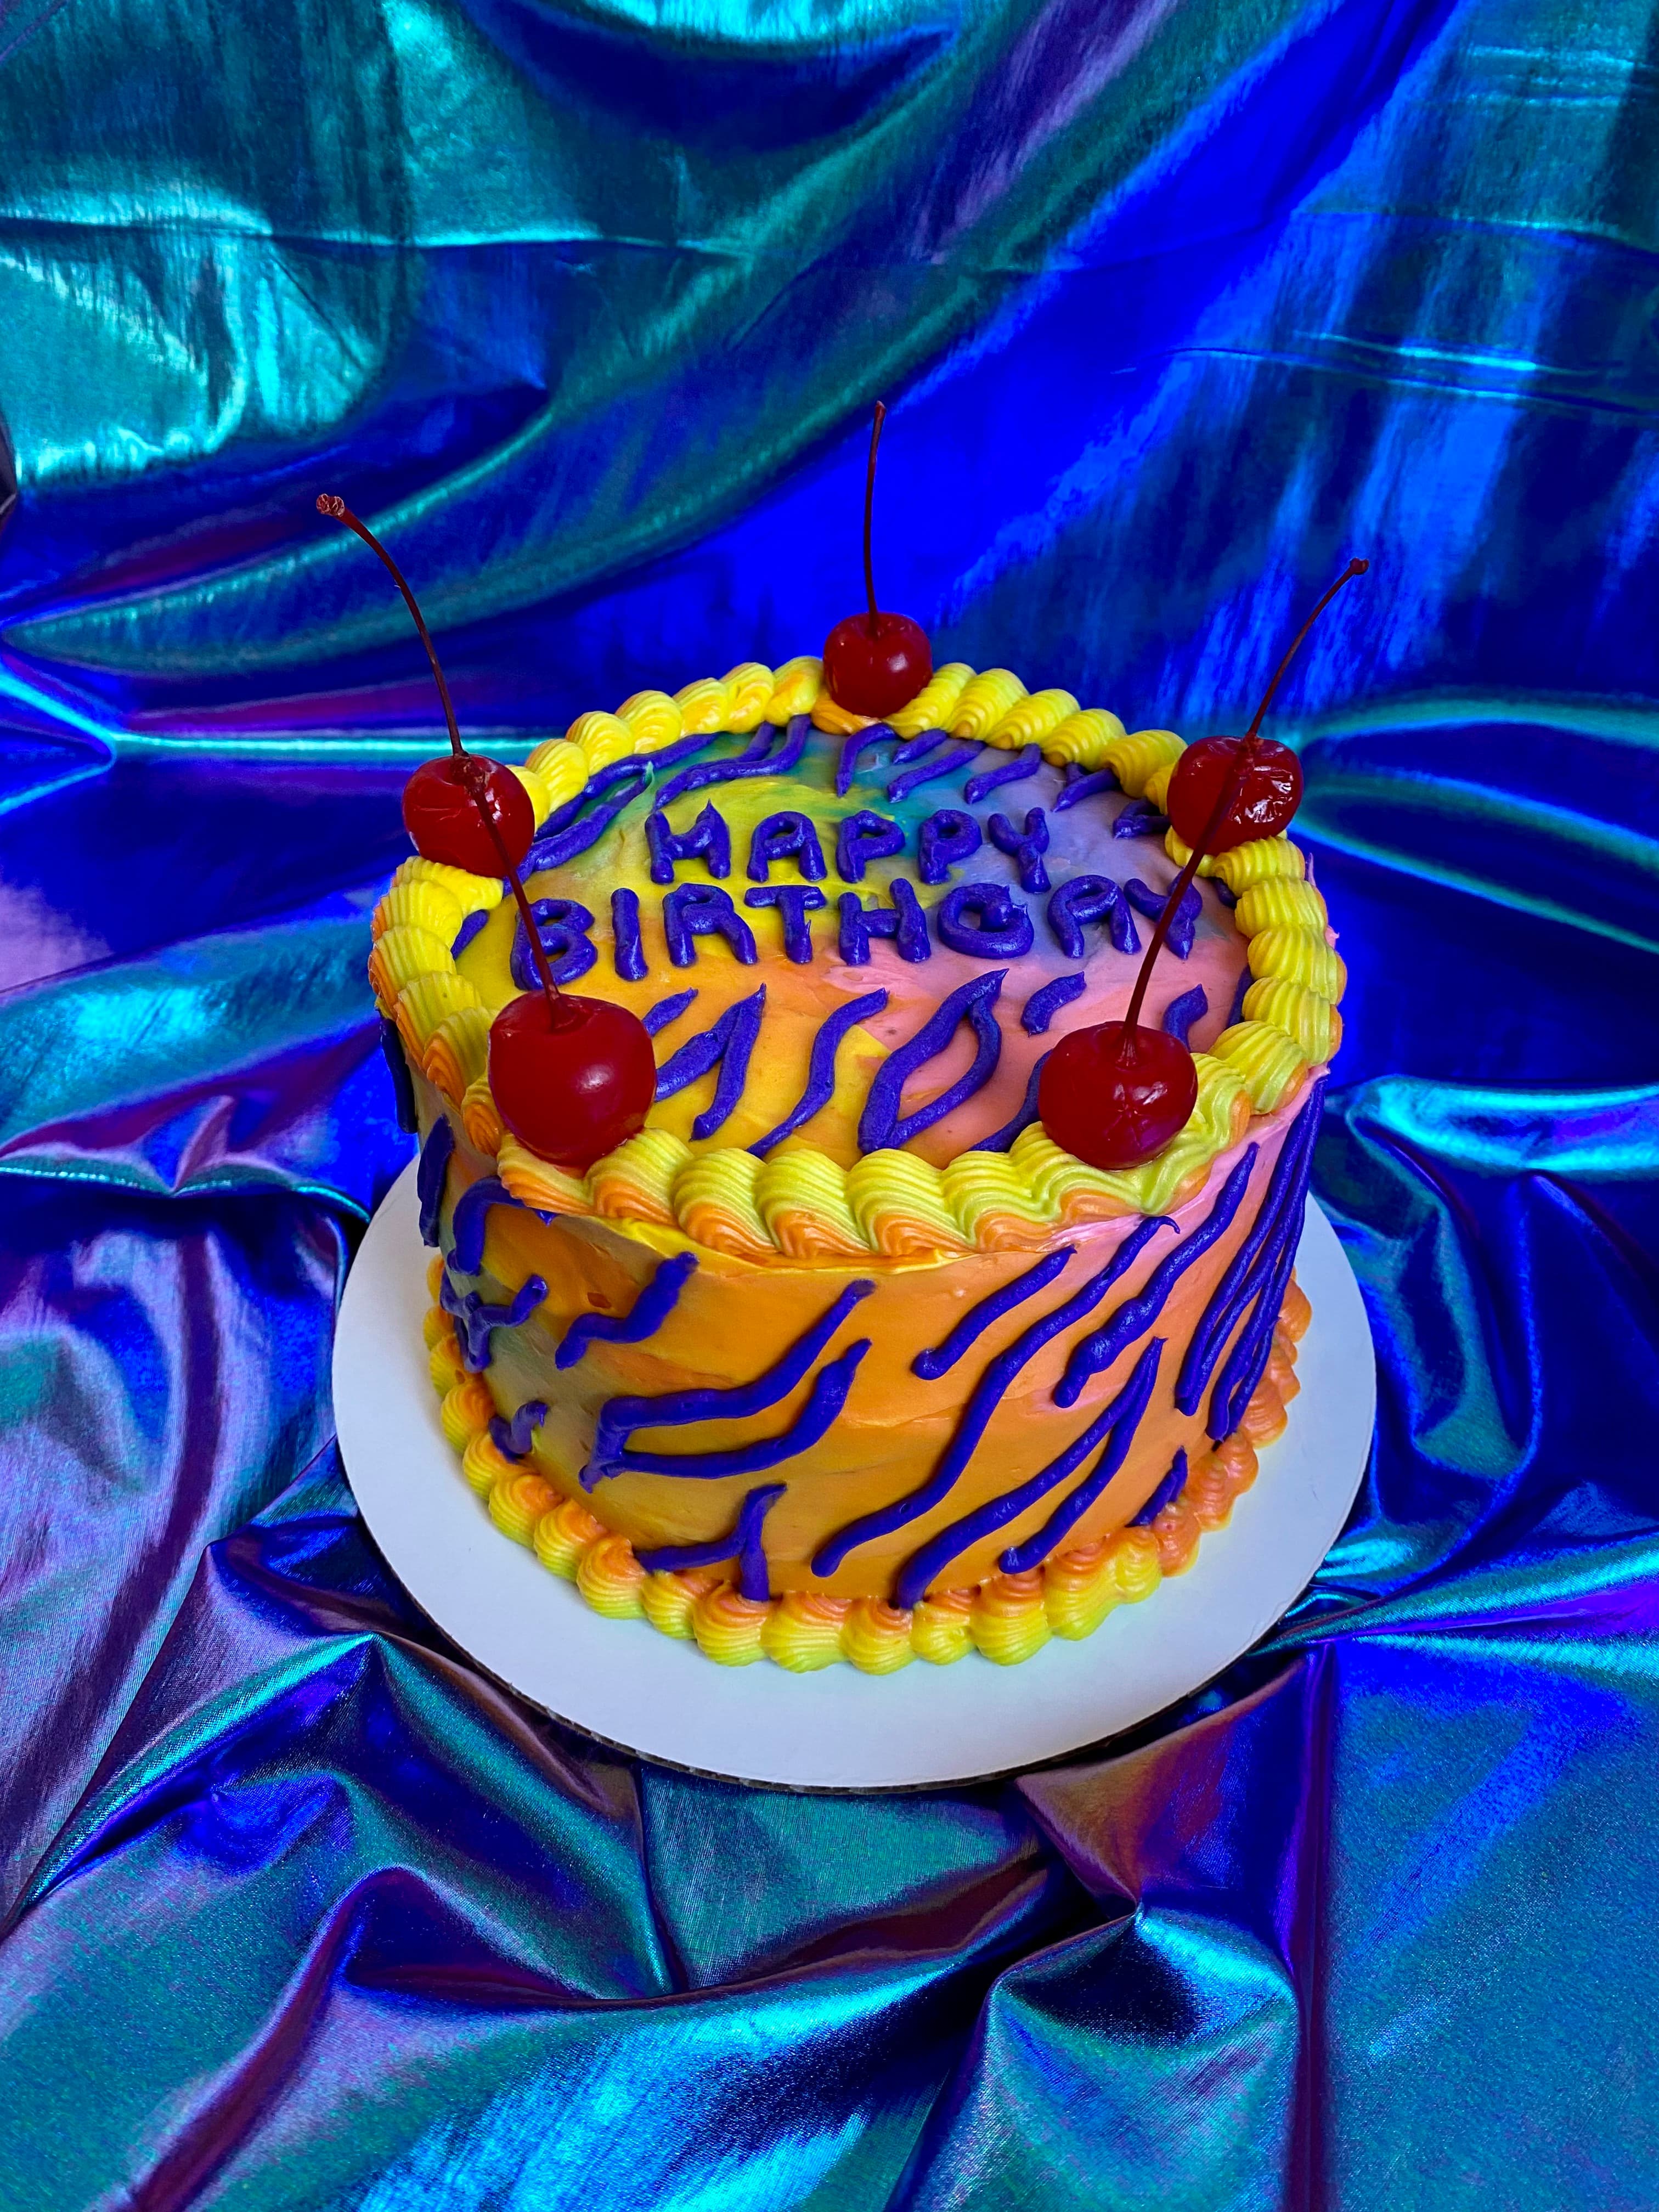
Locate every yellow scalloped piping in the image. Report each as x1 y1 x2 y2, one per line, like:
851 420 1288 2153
424 1291 1302 1672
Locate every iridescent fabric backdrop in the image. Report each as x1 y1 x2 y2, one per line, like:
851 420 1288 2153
2 0 1657 2201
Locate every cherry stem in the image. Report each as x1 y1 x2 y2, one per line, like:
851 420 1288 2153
862 400 885 635
1120 552 1369 1043
317 492 566 1016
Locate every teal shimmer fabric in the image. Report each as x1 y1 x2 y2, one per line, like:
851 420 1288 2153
2 0 1658 2202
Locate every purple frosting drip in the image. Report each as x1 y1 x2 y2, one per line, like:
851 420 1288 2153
857 968 1006 1153
1052 766 1119 814
1129 1445 1188 1527
527 763 652 871
637 1482 787 1602
837 879 930 965
1047 875 1138 960
935 882 1034 961
1022 971 1086 1035
662 883 758 967
610 1339 870 1482
912 1245 1075 1380
556 1249 699 1371
381 1018 417 1135
836 810 905 882
653 986 767 1139
489 1400 548 1460
416 1118 455 1246
744 883 825 963
441 1268 547 1371
511 897 597 990
811 1214 1170 1576
989 1339 1166 1580
655 716 810 811
887 741 981 802
611 887 647 981
748 811 827 883
1125 876 1199 958
968 1049 1048 1154
450 1175 545 1275
964 745 1042 805
644 987 698 1035
1113 798 1171 840
918 810 983 885
1052 1146 1259 1409
1162 984 1209 1046
1176 1079 1324 1427
450 908 490 959
835 723 898 797
988 806 1051 893
585 1280 874 1484
647 802 730 884
749 988 889 1158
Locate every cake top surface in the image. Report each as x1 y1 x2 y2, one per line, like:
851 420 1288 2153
370 654 1341 1263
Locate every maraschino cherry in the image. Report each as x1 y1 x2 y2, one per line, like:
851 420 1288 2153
317 495 534 879
320 494 656 1170
1039 556 1368 1171
822 400 933 719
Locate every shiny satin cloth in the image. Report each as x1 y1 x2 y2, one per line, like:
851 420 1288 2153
2 0 1658 2199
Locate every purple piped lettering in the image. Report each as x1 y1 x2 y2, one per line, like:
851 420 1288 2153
935 882 1034 960
557 1249 699 1370
918 810 983 885
749 988 889 1158
1052 1147 1259 1409
654 986 766 1139
1022 972 1086 1035
964 745 1042 805
637 1482 787 1602
511 898 598 990
838 879 930 965
647 803 730 884
1125 877 1199 958
858 969 1006 1153
748 811 827 883
836 810 905 882
744 884 825 963
417 1117 455 1245
1047 875 1138 960
585 1280 875 1484
988 807 1051 893
662 884 758 967
812 1215 1170 1576
912 1246 1075 1380
611 887 648 981
1162 984 1208 1045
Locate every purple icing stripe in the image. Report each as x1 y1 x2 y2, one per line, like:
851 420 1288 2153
1208 1209 1302 1442
556 1250 698 1371
417 1118 455 1246
539 730 718 839
611 1339 871 1481
1052 1147 1259 1409
994 1339 1166 1578
644 988 698 1036
441 1269 547 1371
857 969 1006 1153
381 1018 417 1135
489 1400 548 1460
1022 971 1086 1035
1227 960 1252 1027
657 717 810 810
451 907 490 959
912 1246 1075 1380
637 1482 787 1602
890 729 951 766
811 1215 1170 1576
895 1335 1165 1601
1130 1445 1188 1527
968 1050 1048 1154
1176 1080 1325 1418
836 723 898 797
964 745 1041 805
887 740 982 802
1162 984 1209 1046
450 1175 540 1276
1113 799 1170 841
585 1280 874 1485
528 764 652 871
653 986 767 1140
1052 766 1118 814
749 988 889 1158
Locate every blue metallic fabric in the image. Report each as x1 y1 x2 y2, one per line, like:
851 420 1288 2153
2 0 1658 2200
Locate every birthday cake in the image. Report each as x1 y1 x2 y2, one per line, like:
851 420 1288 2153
369 646 1341 1673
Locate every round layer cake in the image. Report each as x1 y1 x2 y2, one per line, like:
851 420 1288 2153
371 654 1342 1671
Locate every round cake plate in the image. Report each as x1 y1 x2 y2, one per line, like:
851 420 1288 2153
335 1159 1374 1791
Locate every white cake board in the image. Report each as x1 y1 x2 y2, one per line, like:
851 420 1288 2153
335 1159 1374 1791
